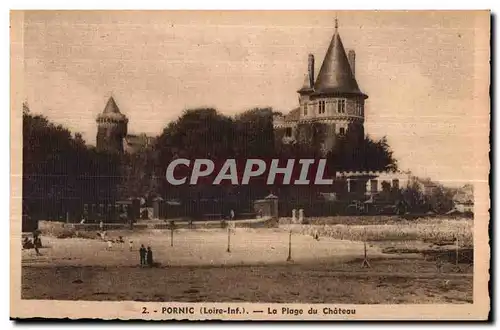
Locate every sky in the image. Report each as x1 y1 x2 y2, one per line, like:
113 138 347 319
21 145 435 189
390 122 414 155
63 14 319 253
21 10 490 187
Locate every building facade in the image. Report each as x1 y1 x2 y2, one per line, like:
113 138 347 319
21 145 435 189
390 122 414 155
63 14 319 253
273 19 367 154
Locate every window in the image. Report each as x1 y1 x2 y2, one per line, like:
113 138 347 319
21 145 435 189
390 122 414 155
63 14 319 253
303 104 308 116
355 100 363 116
370 179 378 193
337 99 346 113
319 100 326 114
339 127 346 136
285 127 292 137
392 179 400 190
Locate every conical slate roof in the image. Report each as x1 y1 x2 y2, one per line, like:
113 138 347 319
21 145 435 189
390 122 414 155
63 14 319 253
103 96 121 114
298 74 313 92
313 27 366 98
97 96 128 122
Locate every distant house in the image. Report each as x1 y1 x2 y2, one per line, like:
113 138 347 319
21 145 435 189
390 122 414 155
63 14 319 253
335 170 412 199
123 133 156 154
453 184 474 213
412 177 440 196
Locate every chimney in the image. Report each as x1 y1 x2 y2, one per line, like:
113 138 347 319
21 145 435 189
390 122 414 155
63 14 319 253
348 50 356 76
308 54 315 88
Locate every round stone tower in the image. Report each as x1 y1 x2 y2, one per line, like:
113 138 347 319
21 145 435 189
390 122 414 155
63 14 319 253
296 18 368 153
96 96 128 153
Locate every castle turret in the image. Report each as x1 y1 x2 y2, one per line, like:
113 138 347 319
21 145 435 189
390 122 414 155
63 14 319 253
309 19 367 149
273 18 369 155
96 96 128 153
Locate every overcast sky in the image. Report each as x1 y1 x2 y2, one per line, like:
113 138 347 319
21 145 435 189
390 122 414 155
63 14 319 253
21 10 489 187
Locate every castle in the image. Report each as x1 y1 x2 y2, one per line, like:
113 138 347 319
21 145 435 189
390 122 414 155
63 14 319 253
96 96 155 154
273 19 366 154
273 20 416 200
94 20 409 202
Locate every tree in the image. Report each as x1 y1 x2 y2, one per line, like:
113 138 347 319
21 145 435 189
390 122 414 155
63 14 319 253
154 108 236 208
426 185 454 214
118 144 158 201
400 178 455 215
400 179 428 213
233 107 276 158
327 135 398 172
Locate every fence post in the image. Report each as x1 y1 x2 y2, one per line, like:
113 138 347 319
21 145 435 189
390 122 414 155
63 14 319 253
287 229 292 261
227 227 231 253
361 229 371 268
169 220 175 247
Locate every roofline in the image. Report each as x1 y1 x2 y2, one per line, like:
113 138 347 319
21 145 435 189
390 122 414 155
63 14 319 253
297 88 314 94
310 90 369 99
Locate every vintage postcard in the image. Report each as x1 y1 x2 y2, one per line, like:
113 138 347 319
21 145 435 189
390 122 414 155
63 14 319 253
10 10 490 320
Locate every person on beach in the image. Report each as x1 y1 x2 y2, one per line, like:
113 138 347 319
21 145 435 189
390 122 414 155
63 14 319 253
129 240 133 251
33 236 41 256
139 245 146 266
146 246 153 267
107 240 113 250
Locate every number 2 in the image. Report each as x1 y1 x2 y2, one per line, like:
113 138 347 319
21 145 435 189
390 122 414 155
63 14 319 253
142 307 148 314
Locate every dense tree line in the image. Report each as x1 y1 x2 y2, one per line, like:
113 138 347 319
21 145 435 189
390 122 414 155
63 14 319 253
151 107 398 213
22 103 122 221
22 103 401 220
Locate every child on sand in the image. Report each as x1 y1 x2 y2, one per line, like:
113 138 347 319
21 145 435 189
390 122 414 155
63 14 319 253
107 240 112 250
129 240 133 251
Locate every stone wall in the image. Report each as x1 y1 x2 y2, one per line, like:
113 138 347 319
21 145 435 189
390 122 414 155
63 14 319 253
38 216 278 235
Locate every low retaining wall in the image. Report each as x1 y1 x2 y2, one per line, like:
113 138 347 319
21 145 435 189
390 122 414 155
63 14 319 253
234 217 278 228
39 221 134 233
39 216 278 235
150 217 277 229
279 215 404 226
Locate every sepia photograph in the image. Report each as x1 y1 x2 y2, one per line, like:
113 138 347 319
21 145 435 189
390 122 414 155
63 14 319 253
10 10 490 320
